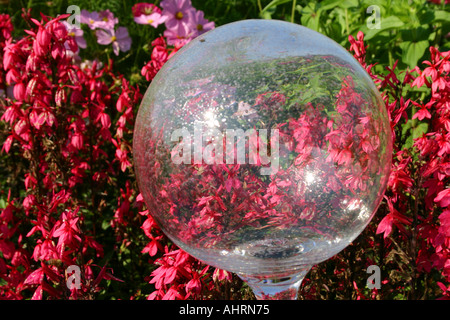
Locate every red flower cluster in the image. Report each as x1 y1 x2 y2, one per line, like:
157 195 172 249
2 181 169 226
408 47 450 298
141 36 180 82
347 32 450 299
0 11 139 299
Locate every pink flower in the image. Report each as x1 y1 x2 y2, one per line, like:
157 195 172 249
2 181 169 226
134 12 167 28
160 0 195 30
132 3 162 17
188 10 214 36
80 10 100 30
32 239 58 262
96 10 119 30
115 148 131 172
36 25 51 48
80 9 118 30
96 26 131 56
140 36 180 81
142 235 163 256
62 21 86 50
336 148 353 166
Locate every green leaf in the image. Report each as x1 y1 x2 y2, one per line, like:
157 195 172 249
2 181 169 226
0 197 6 209
260 0 292 16
102 219 111 230
399 40 429 69
340 0 359 9
364 15 405 40
417 8 435 25
403 134 414 150
319 0 344 11
261 8 274 19
300 4 322 31
401 120 428 149
401 119 413 137
412 122 428 140
434 10 450 23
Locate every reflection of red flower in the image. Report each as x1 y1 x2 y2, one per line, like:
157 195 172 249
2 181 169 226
137 66 388 288
255 92 286 110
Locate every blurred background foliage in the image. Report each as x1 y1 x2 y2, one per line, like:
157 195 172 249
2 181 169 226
2 0 448 92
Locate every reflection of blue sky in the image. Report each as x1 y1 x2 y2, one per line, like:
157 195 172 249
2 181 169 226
178 19 361 71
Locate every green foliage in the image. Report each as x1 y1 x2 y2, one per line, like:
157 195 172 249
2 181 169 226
2 0 447 92
247 0 449 73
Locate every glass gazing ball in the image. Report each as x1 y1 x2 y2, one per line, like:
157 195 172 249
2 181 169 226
133 20 392 277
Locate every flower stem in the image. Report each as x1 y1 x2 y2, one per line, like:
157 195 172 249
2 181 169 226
291 0 297 23
257 0 263 13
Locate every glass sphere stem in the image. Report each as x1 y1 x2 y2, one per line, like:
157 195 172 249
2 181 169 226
238 266 311 300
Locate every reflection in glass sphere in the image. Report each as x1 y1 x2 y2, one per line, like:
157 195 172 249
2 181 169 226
133 19 392 299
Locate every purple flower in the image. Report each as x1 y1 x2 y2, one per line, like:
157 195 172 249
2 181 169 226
160 0 195 29
96 26 131 56
134 12 167 28
188 10 214 37
62 21 87 50
96 9 119 30
80 10 100 30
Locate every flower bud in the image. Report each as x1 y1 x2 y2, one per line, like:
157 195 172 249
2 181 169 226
36 26 51 48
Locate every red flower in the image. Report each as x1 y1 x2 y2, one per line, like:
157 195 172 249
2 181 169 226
132 3 162 17
0 14 13 40
142 235 163 256
52 209 81 256
435 189 450 208
376 198 411 238
141 36 180 81
411 100 432 120
186 266 208 296
438 209 450 237
376 213 394 239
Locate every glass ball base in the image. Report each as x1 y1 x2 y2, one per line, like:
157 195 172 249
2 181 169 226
239 266 311 300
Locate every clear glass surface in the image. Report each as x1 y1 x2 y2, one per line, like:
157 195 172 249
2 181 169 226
133 19 392 298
